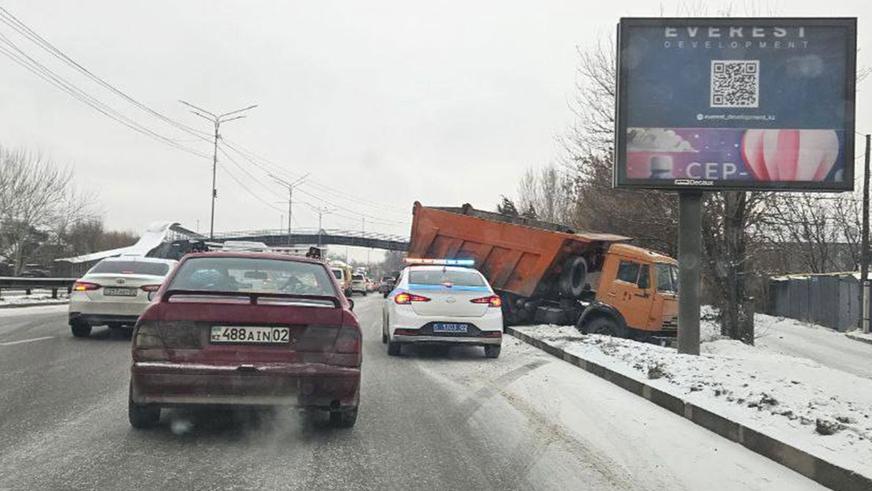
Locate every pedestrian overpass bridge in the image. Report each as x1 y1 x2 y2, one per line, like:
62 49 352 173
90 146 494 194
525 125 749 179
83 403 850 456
211 228 410 252
55 222 409 276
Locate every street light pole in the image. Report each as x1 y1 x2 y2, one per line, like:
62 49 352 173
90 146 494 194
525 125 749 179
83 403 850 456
307 204 334 247
269 173 309 246
180 100 257 239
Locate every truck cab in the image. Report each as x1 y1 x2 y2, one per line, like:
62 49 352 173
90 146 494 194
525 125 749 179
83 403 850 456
579 244 678 339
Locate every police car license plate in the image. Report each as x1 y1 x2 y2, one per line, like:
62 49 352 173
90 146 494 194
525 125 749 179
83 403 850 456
432 323 468 333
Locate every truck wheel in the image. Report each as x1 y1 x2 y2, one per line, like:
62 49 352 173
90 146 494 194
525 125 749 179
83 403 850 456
559 256 587 298
583 316 628 338
70 321 91 338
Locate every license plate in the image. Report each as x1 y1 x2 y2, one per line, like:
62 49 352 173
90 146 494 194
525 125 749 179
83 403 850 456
210 326 291 344
432 323 468 333
103 287 137 297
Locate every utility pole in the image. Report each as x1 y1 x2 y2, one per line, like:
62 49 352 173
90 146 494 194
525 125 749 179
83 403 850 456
306 203 335 247
860 134 870 333
269 173 309 246
179 100 257 239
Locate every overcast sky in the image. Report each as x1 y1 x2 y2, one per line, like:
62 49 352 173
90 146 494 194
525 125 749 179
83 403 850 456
1 0 870 262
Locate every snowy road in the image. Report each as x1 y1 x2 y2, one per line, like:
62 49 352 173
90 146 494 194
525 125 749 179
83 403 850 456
754 316 872 380
0 297 822 490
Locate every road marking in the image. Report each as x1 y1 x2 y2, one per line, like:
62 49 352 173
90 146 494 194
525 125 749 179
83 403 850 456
0 336 55 346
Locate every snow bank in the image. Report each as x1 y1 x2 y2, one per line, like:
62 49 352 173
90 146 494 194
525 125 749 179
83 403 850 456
513 322 872 479
0 292 69 306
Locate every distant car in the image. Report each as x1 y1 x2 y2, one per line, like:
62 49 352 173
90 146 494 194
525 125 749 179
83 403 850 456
331 267 353 297
351 274 367 295
128 252 361 429
378 276 395 295
68 256 178 337
382 261 503 358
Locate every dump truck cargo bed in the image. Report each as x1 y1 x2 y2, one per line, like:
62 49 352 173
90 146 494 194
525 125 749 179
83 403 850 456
407 202 628 299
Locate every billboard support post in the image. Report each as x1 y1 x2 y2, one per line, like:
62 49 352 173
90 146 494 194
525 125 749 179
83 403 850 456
678 191 702 355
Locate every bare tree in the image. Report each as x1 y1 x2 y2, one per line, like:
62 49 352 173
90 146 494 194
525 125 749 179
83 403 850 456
516 164 575 224
0 147 93 273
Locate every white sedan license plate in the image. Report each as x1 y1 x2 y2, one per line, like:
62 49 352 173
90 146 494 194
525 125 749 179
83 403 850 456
210 326 291 344
432 323 468 333
103 287 137 297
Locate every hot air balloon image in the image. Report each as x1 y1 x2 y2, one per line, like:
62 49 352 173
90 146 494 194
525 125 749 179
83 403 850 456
741 129 840 182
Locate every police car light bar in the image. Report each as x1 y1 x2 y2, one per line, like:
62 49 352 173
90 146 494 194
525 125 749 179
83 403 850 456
404 258 475 266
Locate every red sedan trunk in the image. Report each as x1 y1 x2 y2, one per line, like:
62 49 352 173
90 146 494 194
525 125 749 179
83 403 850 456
128 252 361 429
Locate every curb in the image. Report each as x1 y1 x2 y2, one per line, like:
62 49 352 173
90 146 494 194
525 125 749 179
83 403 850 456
845 331 872 346
506 326 872 491
0 300 69 309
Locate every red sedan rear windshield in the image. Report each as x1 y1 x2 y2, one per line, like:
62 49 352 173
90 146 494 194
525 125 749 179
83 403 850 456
169 257 337 296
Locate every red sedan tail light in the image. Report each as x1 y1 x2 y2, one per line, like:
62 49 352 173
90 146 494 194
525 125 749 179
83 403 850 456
72 281 101 292
470 295 502 308
394 292 431 304
140 284 161 292
334 325 361 354
133 322 163 349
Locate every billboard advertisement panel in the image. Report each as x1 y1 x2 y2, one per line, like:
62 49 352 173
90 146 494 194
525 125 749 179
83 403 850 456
615 18 857 191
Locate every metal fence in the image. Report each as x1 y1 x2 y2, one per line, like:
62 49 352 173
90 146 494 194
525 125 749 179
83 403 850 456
766 273 861 331
0 277 77 299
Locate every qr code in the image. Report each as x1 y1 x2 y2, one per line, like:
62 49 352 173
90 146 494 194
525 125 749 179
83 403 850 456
710 60 759 108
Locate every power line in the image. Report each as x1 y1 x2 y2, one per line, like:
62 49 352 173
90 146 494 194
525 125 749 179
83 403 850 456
217 162 284 214
0 7 211 143
218 141 410 225
220 140 411 217
0 34 210 159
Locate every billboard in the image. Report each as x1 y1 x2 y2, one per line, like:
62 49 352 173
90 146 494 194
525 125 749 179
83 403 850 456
615 18 857 191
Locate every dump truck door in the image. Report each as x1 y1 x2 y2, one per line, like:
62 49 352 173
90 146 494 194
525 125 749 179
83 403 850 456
605 259 653 330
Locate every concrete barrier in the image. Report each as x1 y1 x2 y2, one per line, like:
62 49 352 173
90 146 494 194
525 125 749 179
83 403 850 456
507 326 872 491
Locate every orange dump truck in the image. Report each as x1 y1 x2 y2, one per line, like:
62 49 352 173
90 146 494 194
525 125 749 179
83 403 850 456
407 202 679 340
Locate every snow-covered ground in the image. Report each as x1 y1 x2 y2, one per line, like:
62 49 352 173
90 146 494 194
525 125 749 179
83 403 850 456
514 316 872 480
0 291 69 307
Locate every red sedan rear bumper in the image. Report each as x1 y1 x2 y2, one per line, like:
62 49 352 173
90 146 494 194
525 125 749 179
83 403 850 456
130 361 360 410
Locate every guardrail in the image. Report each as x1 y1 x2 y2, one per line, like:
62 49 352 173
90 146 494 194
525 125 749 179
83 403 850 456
0 277 77 299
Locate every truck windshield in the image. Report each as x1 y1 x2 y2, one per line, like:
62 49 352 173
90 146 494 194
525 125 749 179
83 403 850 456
655 263 679 293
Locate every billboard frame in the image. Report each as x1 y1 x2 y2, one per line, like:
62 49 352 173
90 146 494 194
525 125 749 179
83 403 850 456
614 17 857 192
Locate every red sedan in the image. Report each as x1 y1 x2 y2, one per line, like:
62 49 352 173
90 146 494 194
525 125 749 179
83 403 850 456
128 252 361 429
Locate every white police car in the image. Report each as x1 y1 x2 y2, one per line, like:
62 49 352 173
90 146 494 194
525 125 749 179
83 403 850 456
382 259 503 358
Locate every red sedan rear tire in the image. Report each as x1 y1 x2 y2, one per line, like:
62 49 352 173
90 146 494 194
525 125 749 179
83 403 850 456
128 387 160 429
329 407 358 428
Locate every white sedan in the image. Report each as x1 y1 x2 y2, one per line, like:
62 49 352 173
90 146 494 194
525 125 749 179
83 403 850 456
68 256 177 337
382 260 503 358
